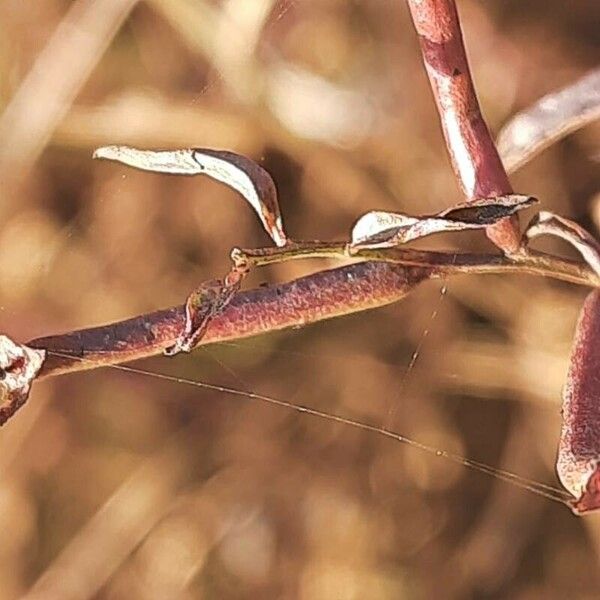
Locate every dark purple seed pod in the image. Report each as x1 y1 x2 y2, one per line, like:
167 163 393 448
557 289 600 514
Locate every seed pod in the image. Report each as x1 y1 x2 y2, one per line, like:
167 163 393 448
557 289 600 514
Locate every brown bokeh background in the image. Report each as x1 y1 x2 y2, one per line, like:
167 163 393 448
0 1 599 598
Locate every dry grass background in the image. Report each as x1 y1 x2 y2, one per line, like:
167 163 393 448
0 1 599 598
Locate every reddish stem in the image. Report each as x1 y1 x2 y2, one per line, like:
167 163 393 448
29 262 432 378
405 0 521 253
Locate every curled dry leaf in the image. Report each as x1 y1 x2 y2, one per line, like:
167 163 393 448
350 194 536 250
557 289 600 514
164 264 248 356
0 335 45 426
525 211 600 276
94 145 287 247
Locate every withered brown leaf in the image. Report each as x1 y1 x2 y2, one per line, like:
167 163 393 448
94 146 288 247
350 194 536 249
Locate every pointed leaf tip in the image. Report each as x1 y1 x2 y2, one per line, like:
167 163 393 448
94 146 287 247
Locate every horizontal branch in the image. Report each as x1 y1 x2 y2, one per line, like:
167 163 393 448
27 244 600 379
232 241 600 286
29 262 433 378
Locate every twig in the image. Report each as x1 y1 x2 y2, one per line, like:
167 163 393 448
232 242 600 287
27 245 599 379
405 0 521 253
29 262 433 377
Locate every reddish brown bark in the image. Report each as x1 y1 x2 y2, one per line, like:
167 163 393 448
29 262 432 378
405 0 521 253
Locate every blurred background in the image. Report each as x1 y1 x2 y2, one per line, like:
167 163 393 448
0 1 599 598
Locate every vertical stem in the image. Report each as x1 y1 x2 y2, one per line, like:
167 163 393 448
405 0 521 253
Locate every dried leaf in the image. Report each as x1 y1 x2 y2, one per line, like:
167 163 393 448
164 280 227 356
350 195 536 249
525 211 600 276
557 289 600 514
94 145 288 247
0 336 45 426
498 68 600 173
164 264 247 356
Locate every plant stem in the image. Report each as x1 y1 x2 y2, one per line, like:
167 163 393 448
233 242 600 287
29 262 433 378
405 0 521 253
28 243 599 379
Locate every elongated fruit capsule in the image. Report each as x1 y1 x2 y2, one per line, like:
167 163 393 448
557 289 600 514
